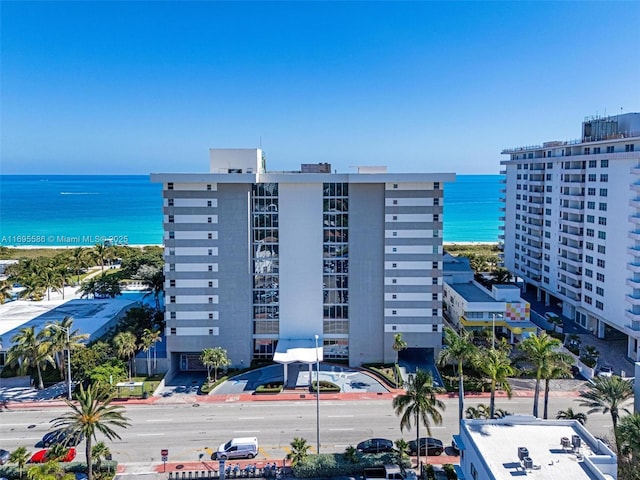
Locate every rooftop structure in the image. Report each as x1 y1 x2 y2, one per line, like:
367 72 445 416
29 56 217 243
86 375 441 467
500 113 640 362
455 415 617 480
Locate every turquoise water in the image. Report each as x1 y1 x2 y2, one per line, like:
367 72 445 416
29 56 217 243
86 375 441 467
0 174 501 246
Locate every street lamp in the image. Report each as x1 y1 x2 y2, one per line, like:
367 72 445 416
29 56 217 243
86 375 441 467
49 324 72 401
314 334 320 454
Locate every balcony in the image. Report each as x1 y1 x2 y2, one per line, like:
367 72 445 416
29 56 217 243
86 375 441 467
627 263 640 273
627 246 640 258
630 215 640 225
626 294 640 306
625 309 640 325
631 182 640 192
626 278 640 289
500 169 507 175
560 218 583 229
629 230 640 241
630 198 640 209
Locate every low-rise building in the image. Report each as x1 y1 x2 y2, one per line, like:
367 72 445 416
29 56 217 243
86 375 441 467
455 415 617 480
443 253 536 342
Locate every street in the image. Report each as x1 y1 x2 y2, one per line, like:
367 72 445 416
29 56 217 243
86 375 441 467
0 394 617 467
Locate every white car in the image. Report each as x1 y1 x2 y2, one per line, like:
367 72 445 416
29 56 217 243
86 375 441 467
597 365 613 377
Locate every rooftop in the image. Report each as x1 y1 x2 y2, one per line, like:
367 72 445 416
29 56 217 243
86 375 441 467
461 416 617 480
448 282 497 303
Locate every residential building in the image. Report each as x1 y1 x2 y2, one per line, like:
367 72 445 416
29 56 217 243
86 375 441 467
500 113 640 361
151 149 455 375
443 253 536 342
454 415 617 480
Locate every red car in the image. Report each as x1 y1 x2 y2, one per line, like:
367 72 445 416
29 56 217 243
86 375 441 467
29 448 76 463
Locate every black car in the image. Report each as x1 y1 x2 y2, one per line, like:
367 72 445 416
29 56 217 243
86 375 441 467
356 438 394 454
0 448 9 465
407 437 444 456
42 429 84 447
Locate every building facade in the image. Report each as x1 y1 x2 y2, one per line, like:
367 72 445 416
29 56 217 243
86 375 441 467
151 149 455 373
443 254 536 342
500 113 640 362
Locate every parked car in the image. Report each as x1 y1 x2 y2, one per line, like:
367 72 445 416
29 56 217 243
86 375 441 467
597 365 614 377
407 437 444 456
0 449 9 465
42 429 84 447
29 448 76 464
356 438 394 454
450 437 460 455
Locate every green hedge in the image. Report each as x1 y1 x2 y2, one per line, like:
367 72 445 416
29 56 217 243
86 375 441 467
310 380 340 393
362 363 402 388
255 382 284 394
292 452 409 478
200 375 229 394
0 461 117 480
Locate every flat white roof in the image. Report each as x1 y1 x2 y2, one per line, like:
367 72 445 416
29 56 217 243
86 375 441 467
462 417 617 480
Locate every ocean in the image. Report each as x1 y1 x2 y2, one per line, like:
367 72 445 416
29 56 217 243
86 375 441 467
0 174 502 246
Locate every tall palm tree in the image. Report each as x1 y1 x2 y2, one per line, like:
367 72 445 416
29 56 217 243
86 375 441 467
392 333 407 385
438 327 477 424
51 383 130 480
42 317 89 382
577 375 634 456
142 269 164 311
200 347 231 383
618 412 640 461
113 331 137 380
92 243 111 272
555 407 587 425
541 353 573 419
40 264 63 301
9 446 31 479
139 328 162 376
69 247 89 283
7 326 54 390
519 332 562 418
392 370 445 468
474 346 514 419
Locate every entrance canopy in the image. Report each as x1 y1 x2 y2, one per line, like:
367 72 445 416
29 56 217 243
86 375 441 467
273 338 323 364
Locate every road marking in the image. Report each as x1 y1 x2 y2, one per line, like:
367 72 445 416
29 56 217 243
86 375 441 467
238 417 265 420
329 428 354 431
146 419 174 422
328 415 353 418
136 433 165 436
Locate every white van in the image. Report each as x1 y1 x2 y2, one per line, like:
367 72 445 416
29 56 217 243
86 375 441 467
216 437 258 460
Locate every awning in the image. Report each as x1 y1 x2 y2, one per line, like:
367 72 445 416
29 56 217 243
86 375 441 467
273 338 323 364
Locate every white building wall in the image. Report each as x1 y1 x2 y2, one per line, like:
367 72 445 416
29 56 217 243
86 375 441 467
278 183 324 338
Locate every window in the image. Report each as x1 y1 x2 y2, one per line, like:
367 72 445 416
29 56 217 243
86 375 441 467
169 264 175 271
585 269 593 278
586 228 594 237
392 294 397 299
545 208 552 215
209 329 214 335
168 215 174 223
606 146 614 154
626 144 635 152
432 261 438 269
208 265 213 271
588 160 597 168
207 200 212 207
597 259 605 268
392 263 397 268
391 310 397 315
588 174 596 182
170 279 176 287
392 231 397 237
209 313 213 319
585 282 592 291
432 293 438 301
596 301 604 310
545 231 551 238
584 147 591 155
392 247 397 252
586 242 593 250
545 220 551 227
543 276 550 284
588 188 596 195
544 242 550 250
584 296 592 305
546 185 553 192
392 279 397 284
594 147 601 154
170 327 176 335
434 182 440 190
208 297 213 304
434 198 440 206
393 184 398 189
170 296 176 303
587 201 595 209
596 286 604 296
597 245 606 254
207 184 212 191
598 231 606 240
546 174 552 181
547 162 553 168
168 198 174 206
432 324 439 332
434 214 439 222
208 217 213 223
585 255 593 264
392 215 397 221
598 217 606 225
599 188 608 197
208 249 213 256
599 203 607 211
208 281 213 288
208 233 213 239
393 199 398 205
587 215 594 223
170 312 176 319
600 174 608 182
596 272 605 282
432 309 438 316
167 182 174 190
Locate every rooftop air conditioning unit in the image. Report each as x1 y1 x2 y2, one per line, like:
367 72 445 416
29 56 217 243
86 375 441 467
561 437 571 448
523 457 534 469
518 447 529 461
572 435 581 448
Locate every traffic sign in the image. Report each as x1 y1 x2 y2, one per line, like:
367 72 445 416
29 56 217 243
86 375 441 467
162 455 168 462
161 449 169 456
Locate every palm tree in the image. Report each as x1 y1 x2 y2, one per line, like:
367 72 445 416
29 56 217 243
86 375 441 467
92 243 111 272
438 327 477 424
7 326 54 390
40 264 63 301
139 328 162 376
618 412 640 461
343 445 359 464
393 439 410 471
142 269 164 311
286 437 311 466
42 317 89 382
0 280 13 304
474 346 514 419
201 347 231 383
518 332 562 418
541 353 573 419
69 247 89 283
91 441 111 474
45 443 70 462
577 375 634 456
392 370 445 468
392 333 407 385
465 403 511 419
51 383 130 480
9 446 31 479
555 407 587 425
78 277 98 299
113 331 137 380
490 267 512 284
27 461 75 480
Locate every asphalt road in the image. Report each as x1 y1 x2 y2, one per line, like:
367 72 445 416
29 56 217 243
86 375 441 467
0 395 617 467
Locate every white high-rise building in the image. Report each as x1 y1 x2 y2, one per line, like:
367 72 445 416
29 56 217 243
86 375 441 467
500 113 640 362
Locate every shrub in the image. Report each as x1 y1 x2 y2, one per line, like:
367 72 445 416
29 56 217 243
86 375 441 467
200 375 229 394
580 356 597 368
292 452 408 478
255 382 283 394
311 380 340 393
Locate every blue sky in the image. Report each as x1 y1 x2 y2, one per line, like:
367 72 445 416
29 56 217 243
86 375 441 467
1 1 639 175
